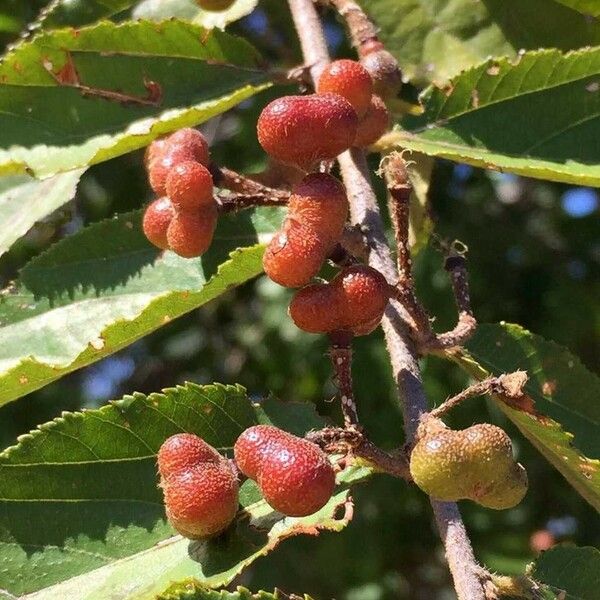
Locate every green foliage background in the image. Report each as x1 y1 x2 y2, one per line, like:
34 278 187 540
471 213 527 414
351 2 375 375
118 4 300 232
0 1 598 599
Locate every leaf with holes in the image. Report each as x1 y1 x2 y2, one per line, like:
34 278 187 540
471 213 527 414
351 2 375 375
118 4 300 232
448 323 600 510
360 0 600 85
0 170 84 258
0 19 270 177
380 48 600 187
0 384 365 597
0 207 284 407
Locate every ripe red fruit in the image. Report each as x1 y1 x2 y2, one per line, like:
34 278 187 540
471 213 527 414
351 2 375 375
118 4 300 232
234 424 289 480
234 425 335 517
166 204 218 258
288 173 348 244
257 94 358 170
158 433 239 539
163 463 239 538
353 95 390 148
289 264 390 335
317 59 373 118
166 161 214 212
263 220 328 288
263 173 348 288
142 197 175 250
146 128 210 195
158 433 222 480
360 49 402 99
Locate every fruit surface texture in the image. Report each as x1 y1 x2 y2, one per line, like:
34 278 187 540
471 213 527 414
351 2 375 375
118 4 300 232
234 425 336 517
409 422 528 509
354 95 390 148
317 59 373 117
257 94 358 170
142 197 175 251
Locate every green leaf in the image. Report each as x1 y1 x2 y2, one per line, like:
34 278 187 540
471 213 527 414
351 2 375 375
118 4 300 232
0 20 270 178
157 585 313 600
0 207 284 407
360 0 600 85
381 48 600 187
0 385 364 597
530 545 600 599
35 0 135 29
449 323 600 511
405 152 434 254
552 0 600 18
0 170 84 258
133 0 259 29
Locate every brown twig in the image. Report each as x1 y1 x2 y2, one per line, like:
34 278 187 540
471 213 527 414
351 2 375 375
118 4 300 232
216 192 288 213
211 166 291 200
328 332 359 427
322 0 380 53
306 426 411 480
429 372 528 420
423 240 477 352
288 3 487 598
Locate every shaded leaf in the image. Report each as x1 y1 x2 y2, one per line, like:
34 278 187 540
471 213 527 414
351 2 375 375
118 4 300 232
36 0 135 29
0 170 84 258
134 0 259 29
530 545 600 599
360 0 600 85
0 207 284 407
449 323 600 510
0 385 365 597
0 20 269 177
381 48 600 187
406 152 434 254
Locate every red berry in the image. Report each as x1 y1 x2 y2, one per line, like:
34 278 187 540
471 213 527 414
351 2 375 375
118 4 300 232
234 424 289 480
288 173 348 246
142 197 175 250
263 220 328 288
317 59 373 118
257 435 335 517
257 94 358 170
353 95 390 148
360 49 402 99
235 425 335 517
163 462 239 538
336 264 390 334
166 161 214 212
146 128 210 195
288 264 390 335
158 433 222 480
166 205 217 258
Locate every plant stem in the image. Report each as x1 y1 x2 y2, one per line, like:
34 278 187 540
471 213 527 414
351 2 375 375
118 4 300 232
287 2 487 598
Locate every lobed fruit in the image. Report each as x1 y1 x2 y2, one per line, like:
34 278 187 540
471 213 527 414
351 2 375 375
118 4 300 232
166 204 218 258
316 59 373 117
165 161 214 212
353 95 390 148
409 422 528 510
142 197 175 250
360 49 402 99
263 173 349 288
163 463 239 538
158 433 222 480
146 128 210 195
257 94 358 170
288 264 390 335
158 433 239 539
234 425 335 517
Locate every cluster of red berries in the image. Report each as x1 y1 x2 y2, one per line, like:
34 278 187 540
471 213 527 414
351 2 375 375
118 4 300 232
143 128 218 258
158 426 335 539
257 59 392 336
257 59 390 171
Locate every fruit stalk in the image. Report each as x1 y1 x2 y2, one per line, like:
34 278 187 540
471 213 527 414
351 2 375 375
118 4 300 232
287 1 487 598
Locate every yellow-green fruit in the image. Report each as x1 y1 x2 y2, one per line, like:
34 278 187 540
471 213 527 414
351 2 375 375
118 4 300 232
410 422 528 509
